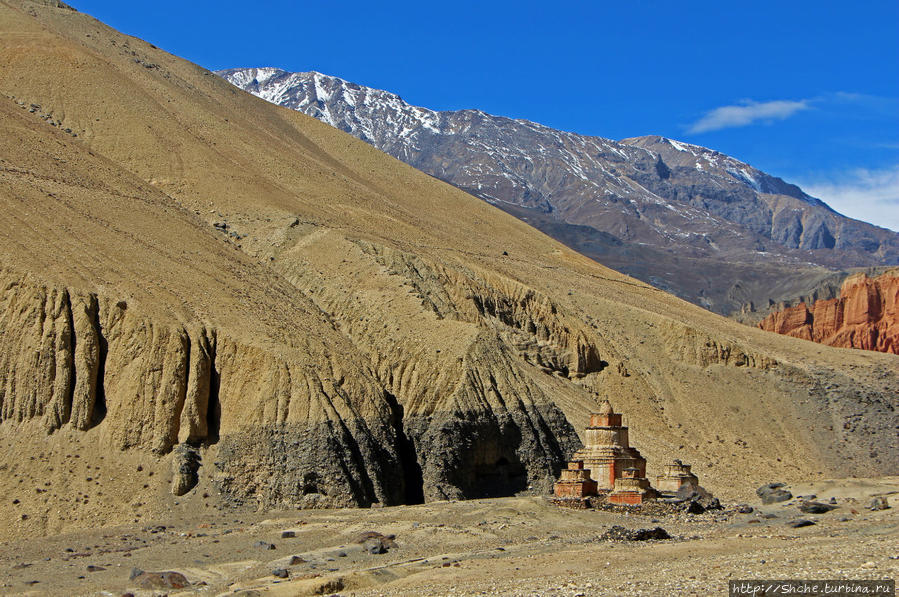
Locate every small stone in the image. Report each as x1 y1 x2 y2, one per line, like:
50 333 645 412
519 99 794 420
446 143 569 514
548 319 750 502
132 570 190 590
365 539 388 554
288 556 305 565
761 489 792 504
798 501 836 514
272 568 288 579
280 531 295 539
353 531 397 554
867 497 890 511
787 519 815 528
86 565 105 572
254 541 276 550
756 483 793 504
736 504 754 514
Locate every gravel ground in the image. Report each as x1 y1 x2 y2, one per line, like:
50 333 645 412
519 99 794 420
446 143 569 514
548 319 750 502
0 477 895 596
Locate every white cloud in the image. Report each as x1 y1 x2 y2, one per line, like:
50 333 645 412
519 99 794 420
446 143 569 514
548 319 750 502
799 166 899 232
688 99 809 134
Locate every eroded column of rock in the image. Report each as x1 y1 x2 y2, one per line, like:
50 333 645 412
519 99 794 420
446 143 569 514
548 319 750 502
0 276 73 431
178 327 216 444
759 270 899 354
99 303 190 454
69 292 101 430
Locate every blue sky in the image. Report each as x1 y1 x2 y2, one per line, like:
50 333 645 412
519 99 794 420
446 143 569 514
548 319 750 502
73 0 899 231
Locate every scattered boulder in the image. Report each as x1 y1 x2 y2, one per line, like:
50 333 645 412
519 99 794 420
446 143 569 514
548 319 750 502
281 530 296 539
129 569 190 590
254 541 276 550
676 485 721 512
757 482 785 493
272 568 288 579
86 565 105 572
798 501 836 514
868 496 890 511
600 525 671 541
683 500 705 514
787 519 815 528
364 539 389 554
353 531 397 554
736 504 754 514
757 483 792 504
288 555 306 565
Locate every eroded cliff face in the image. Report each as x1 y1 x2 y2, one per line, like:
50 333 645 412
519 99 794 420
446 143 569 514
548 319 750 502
758 271 899 354
273 233 607 501
0 269 410 511
0 252 590 513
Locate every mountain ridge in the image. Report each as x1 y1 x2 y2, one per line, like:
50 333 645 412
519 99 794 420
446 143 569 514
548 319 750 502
218 67 899 315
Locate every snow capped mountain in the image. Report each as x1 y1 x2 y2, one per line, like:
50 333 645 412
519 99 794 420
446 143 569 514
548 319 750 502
218 68 899 315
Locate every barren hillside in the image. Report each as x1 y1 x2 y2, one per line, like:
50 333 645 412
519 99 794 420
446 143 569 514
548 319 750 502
0 0 896 540
218 68 899 316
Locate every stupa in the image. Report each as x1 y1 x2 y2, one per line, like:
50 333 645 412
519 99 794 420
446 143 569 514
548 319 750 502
571 399 647 491
608 466 658 505
655 459 700 494
552 460 598 499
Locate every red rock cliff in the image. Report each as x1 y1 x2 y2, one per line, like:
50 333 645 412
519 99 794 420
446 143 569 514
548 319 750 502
758 270 899 354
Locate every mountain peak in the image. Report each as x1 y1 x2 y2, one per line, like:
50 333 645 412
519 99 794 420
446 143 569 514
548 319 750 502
219 67 899 315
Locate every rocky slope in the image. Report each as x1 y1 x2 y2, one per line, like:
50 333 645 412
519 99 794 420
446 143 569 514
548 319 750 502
0 0 896 540
758 270 899 354
217 68 899 315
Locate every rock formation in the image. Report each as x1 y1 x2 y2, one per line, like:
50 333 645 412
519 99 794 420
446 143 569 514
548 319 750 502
0 0 896 540
758 270 899 354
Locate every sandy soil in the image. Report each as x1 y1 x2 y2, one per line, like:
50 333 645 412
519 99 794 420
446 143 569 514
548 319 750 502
0 477 895 596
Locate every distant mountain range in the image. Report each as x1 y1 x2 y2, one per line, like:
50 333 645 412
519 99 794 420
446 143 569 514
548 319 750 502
217 68 899 316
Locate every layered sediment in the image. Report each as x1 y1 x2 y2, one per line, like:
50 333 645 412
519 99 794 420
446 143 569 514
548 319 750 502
758 270 899 354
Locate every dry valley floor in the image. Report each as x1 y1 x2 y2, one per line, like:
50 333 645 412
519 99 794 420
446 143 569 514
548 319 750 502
0 478 896 596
